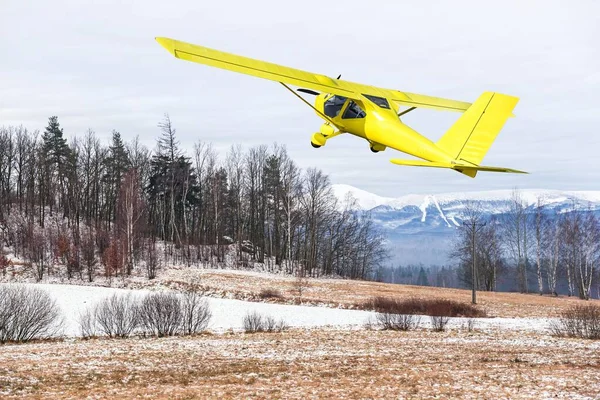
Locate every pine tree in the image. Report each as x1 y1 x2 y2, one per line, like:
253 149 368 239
417 266 429 286
40 116 70 218
42 116 68 167
103 130 130 223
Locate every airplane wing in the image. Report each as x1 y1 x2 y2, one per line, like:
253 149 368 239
155 37 471 112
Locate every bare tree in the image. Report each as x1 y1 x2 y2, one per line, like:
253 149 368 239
545 217 560 296
534 197 546 294
502 189 531 293
117 168 145 274
81 230 96 282
145 239 160 280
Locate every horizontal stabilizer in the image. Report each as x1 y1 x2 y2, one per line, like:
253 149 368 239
390 159 527 178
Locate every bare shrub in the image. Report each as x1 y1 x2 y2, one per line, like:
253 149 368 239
258 288 283 300
376 313 420 331
263 315 288 332
243 311 264 333
367 296 486 318
138 292 183 337
550 305 600 339
363 316 376 330
431 315 450 332
78 308 97 339
0 254 11 277
463 318 476 332
146 240 160 280
0 285 63 343
94 293 140 338
293 267 310 302
181 290 212 335
243 311 287 333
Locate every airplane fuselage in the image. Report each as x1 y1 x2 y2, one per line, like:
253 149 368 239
313 94 455 164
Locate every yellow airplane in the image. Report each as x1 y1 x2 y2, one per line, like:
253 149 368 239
156 37 525 177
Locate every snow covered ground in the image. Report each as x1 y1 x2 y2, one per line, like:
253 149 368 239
6 283 553 337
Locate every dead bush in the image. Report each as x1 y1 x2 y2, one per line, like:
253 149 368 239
181 290 212 335
78 308 97 339
138 292 183 337
243 311 287 333
93 293 140 338
367 296 486 318
376 313 420 331
243 311 263 333
0 285 63 343
463 318 476 332
550 304 600 340
258 288 283 300
431 315 450 332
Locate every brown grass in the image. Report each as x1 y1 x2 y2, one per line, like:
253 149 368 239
160 268 596 318
365 296 486 317
1 329 599 399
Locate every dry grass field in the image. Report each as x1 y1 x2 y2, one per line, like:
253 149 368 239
1 329 599 399
160 268 595 318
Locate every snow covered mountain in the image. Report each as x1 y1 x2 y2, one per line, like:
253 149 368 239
332 184 600 266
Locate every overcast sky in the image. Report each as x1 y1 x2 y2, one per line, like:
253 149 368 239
1 0 598 197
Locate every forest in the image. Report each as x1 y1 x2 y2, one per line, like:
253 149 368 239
378 195 600 300
0 116 388 282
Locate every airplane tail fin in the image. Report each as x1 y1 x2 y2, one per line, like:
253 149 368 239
436 92 519 166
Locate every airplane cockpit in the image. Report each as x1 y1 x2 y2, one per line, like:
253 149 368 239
323 95 366 119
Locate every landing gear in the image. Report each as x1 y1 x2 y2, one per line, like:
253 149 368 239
311 132 326 148
369 142 386 153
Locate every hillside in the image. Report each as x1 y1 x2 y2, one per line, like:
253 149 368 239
160 268 593 319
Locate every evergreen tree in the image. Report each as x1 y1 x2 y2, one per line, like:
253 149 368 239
417 266 429 286
102 130 130 223
42 116 69 167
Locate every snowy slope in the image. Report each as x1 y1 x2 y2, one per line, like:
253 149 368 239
333 184 600 212
5 284 551 337
32 284 375 336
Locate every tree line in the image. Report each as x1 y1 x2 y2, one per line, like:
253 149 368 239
0 116 387 282
453 191 600 300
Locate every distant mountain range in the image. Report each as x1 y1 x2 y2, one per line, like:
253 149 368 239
332 184 600 266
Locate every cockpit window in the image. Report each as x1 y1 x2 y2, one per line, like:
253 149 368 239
324 95 347 118
342 101 366 119
362 94 390 109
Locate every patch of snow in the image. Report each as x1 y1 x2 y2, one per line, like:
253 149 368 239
432 196 452 228
21 284 375 336
332 184 600 211
1 283 557 338
419 196 430 222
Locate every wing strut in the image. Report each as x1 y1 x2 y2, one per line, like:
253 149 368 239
279 83 337 126
397 107 416 117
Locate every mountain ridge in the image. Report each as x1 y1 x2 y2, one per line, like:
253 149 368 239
332 184 600 265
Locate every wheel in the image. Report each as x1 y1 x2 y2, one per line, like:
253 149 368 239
370 146 379 153
311 141 322 148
